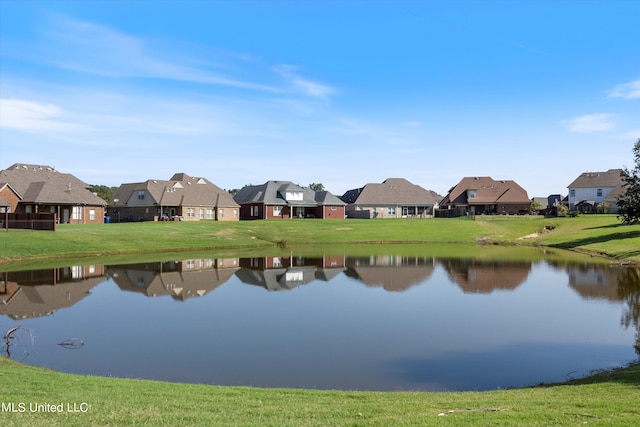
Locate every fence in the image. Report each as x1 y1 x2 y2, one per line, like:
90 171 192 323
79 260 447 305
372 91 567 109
1 213 57 231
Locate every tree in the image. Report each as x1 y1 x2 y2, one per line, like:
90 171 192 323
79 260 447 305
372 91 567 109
617 138 640 225
309 183 325 192
89 184 118 204
530 200 542 214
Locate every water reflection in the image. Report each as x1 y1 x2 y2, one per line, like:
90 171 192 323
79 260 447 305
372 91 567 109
1 254 639 391
235 255 345 291
344 256 435 291
0 266 104 319
440 259 531 293
108 258 240 300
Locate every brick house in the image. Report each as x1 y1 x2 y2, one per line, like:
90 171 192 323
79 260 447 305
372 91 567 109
233 181 345 220
0 163 106 223
438 176 531 216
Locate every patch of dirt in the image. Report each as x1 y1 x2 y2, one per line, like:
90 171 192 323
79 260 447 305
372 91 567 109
517 232 540 240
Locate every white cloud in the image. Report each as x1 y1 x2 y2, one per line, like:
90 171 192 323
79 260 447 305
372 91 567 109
0 98 83 133
562 113 616 133
272 65 336 98
607 79 640 99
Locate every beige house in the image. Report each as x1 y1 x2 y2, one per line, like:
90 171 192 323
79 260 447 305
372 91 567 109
567 169 624 213
341 178 441 219
109 173 239 222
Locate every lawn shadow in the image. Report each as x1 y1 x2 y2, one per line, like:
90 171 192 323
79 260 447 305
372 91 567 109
549 230 640 256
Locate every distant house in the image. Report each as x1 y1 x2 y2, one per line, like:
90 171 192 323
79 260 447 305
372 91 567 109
108 173 239 222
567 169 624 213
438 176 531 216
341 178 441 219
0 163 106 223
0 183 21 213
233 181 345 220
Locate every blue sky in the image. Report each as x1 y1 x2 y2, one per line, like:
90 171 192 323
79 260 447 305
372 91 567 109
1 1 639 197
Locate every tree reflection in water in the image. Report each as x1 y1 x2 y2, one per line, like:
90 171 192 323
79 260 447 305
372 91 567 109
617 267 640 355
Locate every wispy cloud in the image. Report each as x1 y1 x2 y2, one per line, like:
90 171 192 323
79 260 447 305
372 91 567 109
562 113 616 133
0 98 84 133
33 15 283 93
607 78 640 99
272 65 337 98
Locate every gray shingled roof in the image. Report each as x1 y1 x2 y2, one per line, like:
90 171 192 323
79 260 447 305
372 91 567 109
0 163 106 206
341 178 441 206
567 169 624 188
111 173 239 208
234 181 345 206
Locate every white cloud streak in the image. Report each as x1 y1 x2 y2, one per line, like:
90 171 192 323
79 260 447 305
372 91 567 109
36 16 283 93
562 113 616 133
607 79 640 99
272 65 337 98
0 98 84 133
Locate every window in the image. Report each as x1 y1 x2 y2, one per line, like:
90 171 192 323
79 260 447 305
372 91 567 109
570 189 575 197
206 208 214 220
138 191 145 200
252 206 259 217
89 209 96 220
284 191 303 201
273 206 282 216
388 207 396 216
72 206 82 220
597 188 603 197
200 209 204 220
219 209 224 218
186 208 195 218
331 206 337 211
233 209 237 218
468 190 476 199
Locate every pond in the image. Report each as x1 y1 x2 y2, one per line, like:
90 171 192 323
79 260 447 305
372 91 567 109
1 248 639 391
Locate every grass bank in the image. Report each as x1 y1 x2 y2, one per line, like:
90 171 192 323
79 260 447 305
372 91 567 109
2 215 639 268
1 357 639 427
1 214 639 426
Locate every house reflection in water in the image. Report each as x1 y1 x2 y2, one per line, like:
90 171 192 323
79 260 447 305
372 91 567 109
566 264 624 302
440 259 531 293
344 256 436 291
0 265 105 320
107 258 240 301
235 255 345 291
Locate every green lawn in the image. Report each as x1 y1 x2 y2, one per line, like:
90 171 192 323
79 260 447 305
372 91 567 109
1 357 639 427
2 215 639 268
